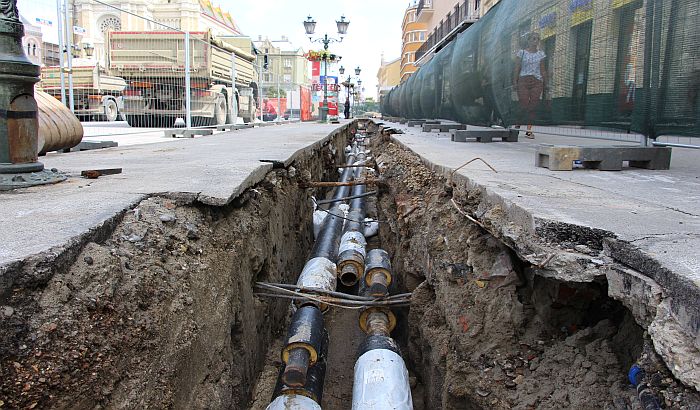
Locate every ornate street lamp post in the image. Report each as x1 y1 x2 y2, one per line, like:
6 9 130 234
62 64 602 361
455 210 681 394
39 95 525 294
0 0 64 189
304 15 349 122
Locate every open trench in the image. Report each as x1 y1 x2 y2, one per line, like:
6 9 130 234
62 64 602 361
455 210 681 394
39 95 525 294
2 120 698 409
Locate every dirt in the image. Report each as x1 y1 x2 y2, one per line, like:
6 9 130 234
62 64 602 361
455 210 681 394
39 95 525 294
0 133 344 409
370 137 700 410
3 120 698 410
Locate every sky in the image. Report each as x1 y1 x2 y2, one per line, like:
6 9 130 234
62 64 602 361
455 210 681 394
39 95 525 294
229 0 406 99
17 0 407 100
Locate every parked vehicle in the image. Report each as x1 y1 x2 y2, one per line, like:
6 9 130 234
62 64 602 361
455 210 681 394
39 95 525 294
40 59 126 122
107 31 257 127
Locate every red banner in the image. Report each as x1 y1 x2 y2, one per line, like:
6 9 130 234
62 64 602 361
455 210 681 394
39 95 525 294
312 61 320 78
300 86 312 121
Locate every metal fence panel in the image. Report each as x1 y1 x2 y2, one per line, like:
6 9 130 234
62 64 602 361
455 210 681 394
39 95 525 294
383 0 700 146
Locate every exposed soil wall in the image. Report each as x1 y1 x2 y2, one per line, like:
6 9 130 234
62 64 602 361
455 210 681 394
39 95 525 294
371 136 699 409
0 129 348 409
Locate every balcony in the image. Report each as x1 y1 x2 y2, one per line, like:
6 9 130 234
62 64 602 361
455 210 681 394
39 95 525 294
416 0 433 22
415 0 479 62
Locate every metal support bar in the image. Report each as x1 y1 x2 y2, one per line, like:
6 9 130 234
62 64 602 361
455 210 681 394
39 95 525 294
56 0 66 104
184 31 192 128
64 0 74 112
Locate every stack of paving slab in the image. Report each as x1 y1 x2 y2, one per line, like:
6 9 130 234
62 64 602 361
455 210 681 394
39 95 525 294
451 126 519 143
536 144 672 171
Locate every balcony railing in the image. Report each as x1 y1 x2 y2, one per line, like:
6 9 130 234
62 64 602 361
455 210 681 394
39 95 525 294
415 0 479 61
417 0 431 17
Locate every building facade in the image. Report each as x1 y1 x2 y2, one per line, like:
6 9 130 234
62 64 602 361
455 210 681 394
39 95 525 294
21 16 60 67
70 0 243 65
253 36 310 93
376 55 400 101
400 2 428 82
414 0 501 65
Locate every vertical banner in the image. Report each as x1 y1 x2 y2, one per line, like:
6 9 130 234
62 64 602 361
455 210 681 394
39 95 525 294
312 61 320 79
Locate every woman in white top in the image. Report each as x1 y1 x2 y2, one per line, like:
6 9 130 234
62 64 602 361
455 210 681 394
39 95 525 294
513 32 547 138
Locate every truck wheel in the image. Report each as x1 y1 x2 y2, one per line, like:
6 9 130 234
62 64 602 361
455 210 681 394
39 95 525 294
104 99 119 122
214 96 227 126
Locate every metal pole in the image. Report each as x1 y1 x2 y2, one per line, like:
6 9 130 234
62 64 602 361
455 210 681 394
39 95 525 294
277 55 281 120
642 0 655 146
322 57 328 121
184 31 192 128
259 58 263 122
230 50 237 124
56 0 66 104
64 0 74 113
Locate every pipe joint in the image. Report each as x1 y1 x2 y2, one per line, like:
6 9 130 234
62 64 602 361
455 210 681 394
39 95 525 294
338 231 367 286
296 257 337 310
359 308 396 336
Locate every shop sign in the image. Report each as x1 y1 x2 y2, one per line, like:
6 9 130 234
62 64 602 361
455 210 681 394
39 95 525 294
538 8 557 39
569 0 593 26
612 0 638 9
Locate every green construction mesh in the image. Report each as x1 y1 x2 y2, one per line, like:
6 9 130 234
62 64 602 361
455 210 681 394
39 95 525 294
381 0 700 138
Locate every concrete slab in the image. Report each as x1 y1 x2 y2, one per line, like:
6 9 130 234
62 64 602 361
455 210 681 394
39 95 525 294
0 122 344 273
62 140 119 152
423 123 466 133
382 120 700 387
165 129 214 138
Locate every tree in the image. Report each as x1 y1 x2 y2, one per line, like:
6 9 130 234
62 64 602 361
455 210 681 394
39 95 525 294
266 88 287 98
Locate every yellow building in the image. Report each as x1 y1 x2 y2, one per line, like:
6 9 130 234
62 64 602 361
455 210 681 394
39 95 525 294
376 55 400 102
400 2 428 82
72 0 243 65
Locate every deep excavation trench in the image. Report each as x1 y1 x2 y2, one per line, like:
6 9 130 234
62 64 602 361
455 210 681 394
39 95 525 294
2 121 699 409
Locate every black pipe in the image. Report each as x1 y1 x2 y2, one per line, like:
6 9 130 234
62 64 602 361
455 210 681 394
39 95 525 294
316 190 377 206
364 249 392 297
345 150 367 233
273 328 329 404
281 306 325 387
310 145 357 260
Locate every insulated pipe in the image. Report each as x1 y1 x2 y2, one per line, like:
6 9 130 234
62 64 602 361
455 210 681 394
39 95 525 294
281 306 324 387
269 140 360 408
273 329 329 404
267 395 322 410
338 146 369 286
352 246 411 409
309 145 358 261
363 249 393 297
352 335 413 410
298 144 359 299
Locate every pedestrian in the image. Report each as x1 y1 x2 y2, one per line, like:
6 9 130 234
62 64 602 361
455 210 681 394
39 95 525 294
344 99 351 119
513 32 546 139
263 99 277 122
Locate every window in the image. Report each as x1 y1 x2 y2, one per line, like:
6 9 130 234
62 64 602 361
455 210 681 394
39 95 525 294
263 73 271 82
284 74 291 83
419 31 425 41
283 58 292 68
98 15 121 35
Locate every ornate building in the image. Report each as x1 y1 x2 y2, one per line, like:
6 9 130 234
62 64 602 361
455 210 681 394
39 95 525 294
71 0 243 64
